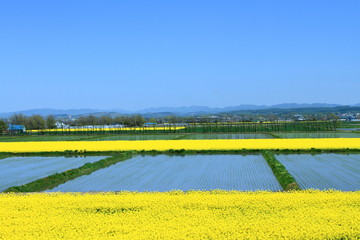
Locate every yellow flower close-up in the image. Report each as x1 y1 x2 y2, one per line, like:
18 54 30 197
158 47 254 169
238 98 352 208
0 190 359 240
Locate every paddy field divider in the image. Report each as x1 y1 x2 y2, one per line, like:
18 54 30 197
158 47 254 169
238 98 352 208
0 153 10 160
267 133 282 138
261 151 300 191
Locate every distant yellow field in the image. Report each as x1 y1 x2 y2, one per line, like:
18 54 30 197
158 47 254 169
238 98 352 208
27 126 186 133
0 138 359 152
0 191 358 240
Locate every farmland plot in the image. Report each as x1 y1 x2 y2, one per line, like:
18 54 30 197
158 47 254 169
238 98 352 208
276 154 360 191
276 132 360 138
0 134 272 142
49 155 282 192
89 134 185 141
0 135 100 142
179 133 274 139
0 156 106 191
337 128 360 131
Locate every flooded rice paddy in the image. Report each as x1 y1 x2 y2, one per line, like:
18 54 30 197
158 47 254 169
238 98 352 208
49 154 282 192
276 154 360 191
275 132 360 138
0 156 107 191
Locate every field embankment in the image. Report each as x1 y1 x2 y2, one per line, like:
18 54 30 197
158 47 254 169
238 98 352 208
262 151 300 190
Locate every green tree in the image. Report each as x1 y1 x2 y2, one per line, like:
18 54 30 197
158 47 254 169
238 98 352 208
46 115 56 129
0 120 7 134
148 118 157 123
75 115 98 126
27 115 46 129
86 115 98 125
165 115 178 123
134 115 145 126
113 116 125 125
123 115 145 127
10 114 27 125
98 116 113 125
75 116 88 126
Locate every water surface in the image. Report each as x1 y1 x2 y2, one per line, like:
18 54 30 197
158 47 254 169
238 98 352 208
49 154 282 192
276 154 360 191
0 156 107 191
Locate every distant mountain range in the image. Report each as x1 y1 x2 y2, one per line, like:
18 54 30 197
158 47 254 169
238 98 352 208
0 103 359 118
136 103 343 114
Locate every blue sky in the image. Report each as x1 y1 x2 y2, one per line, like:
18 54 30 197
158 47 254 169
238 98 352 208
1 0 359 112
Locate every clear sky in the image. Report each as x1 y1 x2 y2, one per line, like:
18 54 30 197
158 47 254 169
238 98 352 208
1 0 359 112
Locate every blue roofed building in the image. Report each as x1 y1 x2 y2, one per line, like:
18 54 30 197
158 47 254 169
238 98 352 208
8 124 26 133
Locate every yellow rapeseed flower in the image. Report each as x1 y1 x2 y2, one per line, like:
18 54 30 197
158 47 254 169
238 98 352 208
0 191 358 239
27 127 185 133
0 138 359 152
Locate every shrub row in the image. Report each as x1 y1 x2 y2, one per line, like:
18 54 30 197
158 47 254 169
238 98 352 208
262 151 300 191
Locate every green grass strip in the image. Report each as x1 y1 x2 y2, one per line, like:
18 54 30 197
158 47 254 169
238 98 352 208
1 148 360 157
0 153 10 160
3 151 135 193
262 151 300 191
267 133 281 138
172 134 191 140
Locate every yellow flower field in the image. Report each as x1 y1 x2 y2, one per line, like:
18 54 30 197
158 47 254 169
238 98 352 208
0 138 359 152
0 191 358 239
27 126 185 133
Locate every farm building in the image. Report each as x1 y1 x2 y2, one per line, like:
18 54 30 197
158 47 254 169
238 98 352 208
7 124 26 133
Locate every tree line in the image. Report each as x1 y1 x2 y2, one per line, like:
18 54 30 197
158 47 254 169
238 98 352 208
72 115 145 127
0 112 341 132
0 120 7 133
3 114 146 130
6 114 57 130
